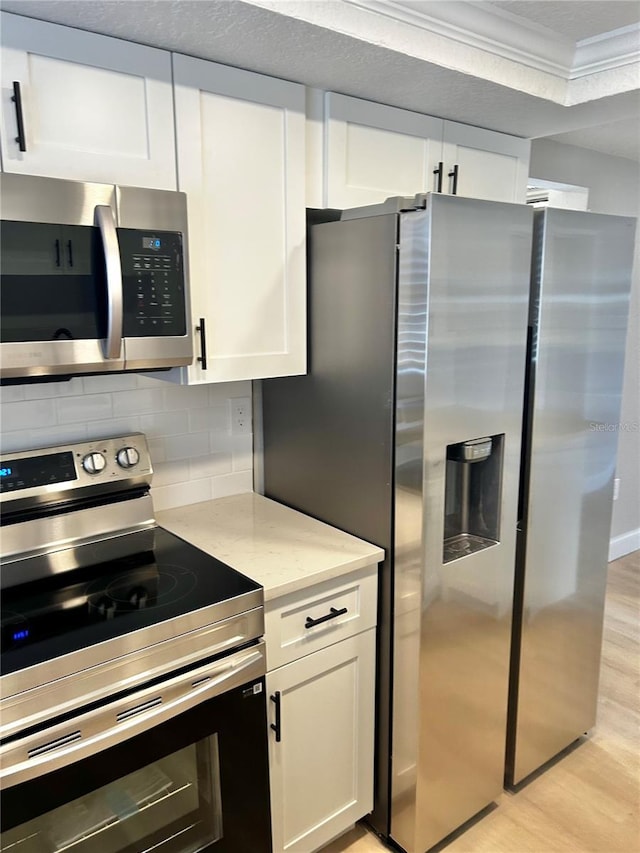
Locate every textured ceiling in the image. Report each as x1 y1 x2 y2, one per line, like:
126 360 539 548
486 1 640 40
546 116 640 159
1 0 638 159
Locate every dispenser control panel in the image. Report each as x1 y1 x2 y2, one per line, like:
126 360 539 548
448 437 493 463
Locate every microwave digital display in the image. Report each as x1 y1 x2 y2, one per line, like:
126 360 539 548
142 237 162 250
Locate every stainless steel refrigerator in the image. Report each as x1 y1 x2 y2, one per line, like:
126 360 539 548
262 193 533 852
505 207 636 787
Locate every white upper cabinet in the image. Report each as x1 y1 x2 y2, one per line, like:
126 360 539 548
172 54 306 384
0 13 176 189
324 92 530 207
442 121 530 203
324 93 443 208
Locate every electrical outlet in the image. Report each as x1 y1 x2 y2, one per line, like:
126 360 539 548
230 397 252 435
613 478 621 501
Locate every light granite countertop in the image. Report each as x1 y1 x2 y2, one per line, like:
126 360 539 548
156 493 384 601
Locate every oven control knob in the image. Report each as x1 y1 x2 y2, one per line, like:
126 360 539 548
116 447 140 469
82 452 106 475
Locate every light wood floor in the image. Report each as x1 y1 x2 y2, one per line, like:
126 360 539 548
321 550 640 853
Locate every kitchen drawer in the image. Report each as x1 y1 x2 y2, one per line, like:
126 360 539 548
264 564 378 669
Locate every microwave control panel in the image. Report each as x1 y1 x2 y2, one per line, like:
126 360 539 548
118 229 187 337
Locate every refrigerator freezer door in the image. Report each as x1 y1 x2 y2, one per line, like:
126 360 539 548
507 208 636 786
391 195 532 852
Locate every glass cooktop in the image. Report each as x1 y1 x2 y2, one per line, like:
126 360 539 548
1 527 261 677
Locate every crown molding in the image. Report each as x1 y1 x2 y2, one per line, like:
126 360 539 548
344 0 640 82
344 0 573 77
572 23 640 78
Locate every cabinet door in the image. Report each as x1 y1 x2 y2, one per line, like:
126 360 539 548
173 54 306 383
442 121 531 203
325 92 443 208
267 630 376 853
0 13 176 189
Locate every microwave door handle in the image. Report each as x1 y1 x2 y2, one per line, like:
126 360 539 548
94 205 123 360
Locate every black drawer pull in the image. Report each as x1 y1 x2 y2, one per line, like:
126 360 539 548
305 606 348 629
270 691 281 742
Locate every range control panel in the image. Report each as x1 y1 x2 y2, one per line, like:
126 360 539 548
119 229 187 338
0 433 152 502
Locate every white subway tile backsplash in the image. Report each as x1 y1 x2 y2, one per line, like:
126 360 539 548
152 478 212 511
0 386 26 404
24 378 84 399
83 374 138 394
164 384 211 411
29 423 89 448
147 437 167 464
140 411 189 438
232 452 252 472
209 381 250 403
189 405 230 434
152 459 191 487
189 453 233 479
112 388 165 417
211 470 253 499
91 418 141 439
1 399 57 432
0 430 33 452
57 393 113 424
1 377 254 510
164 431 210 461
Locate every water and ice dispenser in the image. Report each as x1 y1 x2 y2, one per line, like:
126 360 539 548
443 435 504 563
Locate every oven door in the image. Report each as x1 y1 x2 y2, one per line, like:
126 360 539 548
0 643 271 853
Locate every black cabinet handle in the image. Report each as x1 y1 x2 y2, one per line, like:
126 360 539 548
55 239 61 268
270 691 281 743
305 606 348 629
11 82 27 152
448 164 459 195
433 161 443 193
196 317 207 370
67 240 74 268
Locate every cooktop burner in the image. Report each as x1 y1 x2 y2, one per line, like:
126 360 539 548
1 527 261 677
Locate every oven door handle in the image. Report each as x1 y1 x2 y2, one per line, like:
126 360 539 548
0 644 265 790
94 204 124 360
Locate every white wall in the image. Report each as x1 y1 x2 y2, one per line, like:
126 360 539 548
0 374 253 511
530 139 640 557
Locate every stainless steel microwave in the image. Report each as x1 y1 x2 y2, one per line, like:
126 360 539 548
0 174 192 381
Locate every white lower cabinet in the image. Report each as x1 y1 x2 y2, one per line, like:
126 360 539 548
267 631 376 853
265 565 378 853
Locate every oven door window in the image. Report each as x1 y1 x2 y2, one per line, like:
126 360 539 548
2 737 222 853
1 679 271 853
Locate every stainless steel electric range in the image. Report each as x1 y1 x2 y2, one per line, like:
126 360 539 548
0 433 272 853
